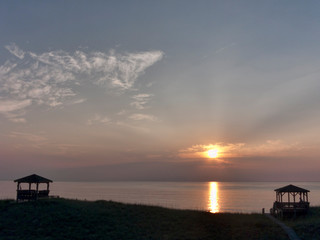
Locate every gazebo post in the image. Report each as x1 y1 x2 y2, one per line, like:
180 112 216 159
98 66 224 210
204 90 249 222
293 192 296 203
303 193 305 202
299 192 302 201
16 182 20 202
36 183 39 200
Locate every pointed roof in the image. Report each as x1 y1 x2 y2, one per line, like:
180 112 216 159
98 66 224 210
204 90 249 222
274 184 309 193
14 174 52 183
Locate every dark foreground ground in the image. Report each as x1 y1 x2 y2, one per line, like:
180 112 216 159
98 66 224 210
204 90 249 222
285 207 320 240
0 198 288 240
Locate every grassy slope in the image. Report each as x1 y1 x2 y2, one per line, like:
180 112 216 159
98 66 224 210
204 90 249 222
0 198 287 240
285 207 320 240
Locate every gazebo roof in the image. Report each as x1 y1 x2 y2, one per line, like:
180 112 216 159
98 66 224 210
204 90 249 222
274 184 309 193
14 174 53 183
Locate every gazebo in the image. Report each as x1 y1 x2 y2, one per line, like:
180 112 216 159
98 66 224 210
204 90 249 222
271 184 310 217
14 174 53 202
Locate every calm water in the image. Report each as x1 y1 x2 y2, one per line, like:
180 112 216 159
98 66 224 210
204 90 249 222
1 181 320 213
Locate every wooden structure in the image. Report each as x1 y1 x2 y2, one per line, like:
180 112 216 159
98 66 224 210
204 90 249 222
271 184 310 217
14 174 52 202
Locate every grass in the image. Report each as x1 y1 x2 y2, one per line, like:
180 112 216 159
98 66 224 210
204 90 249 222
0 198 288 240
284 206 320 240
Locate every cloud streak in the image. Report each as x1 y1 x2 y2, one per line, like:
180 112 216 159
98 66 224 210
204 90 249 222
87 114 111 125
8 131 48 149
179 140 305 159
129 114 158 121
0 99 31 122
28 49 164 90
5 43 25 59
130 94 153 109
0 99 31 113
1 44 164 122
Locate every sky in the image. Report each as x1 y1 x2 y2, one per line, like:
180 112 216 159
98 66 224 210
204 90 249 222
1 1 320 181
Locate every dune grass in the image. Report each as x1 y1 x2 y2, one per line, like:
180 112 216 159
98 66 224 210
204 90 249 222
0 198 287 240
284 206 320 240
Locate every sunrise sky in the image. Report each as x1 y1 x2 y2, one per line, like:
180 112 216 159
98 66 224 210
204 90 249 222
1 1 320 181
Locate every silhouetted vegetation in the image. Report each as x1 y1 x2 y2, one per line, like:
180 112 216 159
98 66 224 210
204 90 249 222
0 198 287 240
285 206 320 240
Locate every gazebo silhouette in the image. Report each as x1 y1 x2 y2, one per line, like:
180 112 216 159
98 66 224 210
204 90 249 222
271 184 310 217
14 174 53 202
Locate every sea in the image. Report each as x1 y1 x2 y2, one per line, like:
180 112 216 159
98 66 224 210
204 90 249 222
1 181 320 213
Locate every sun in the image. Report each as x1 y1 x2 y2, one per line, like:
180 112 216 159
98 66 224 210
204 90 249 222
207 149 219 158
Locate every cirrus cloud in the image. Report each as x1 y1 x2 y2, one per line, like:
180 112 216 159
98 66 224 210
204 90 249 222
0 44 164 122
87 114 111 125
129 113 158 121
130 93 154 109
5 43 25 59
0 99 31 113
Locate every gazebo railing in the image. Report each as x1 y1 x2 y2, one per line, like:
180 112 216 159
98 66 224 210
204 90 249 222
17 189 50 200
38 190 50 197
17 190 37 200
274 201 309 209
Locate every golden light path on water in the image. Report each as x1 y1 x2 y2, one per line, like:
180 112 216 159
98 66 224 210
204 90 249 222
208 182 219 213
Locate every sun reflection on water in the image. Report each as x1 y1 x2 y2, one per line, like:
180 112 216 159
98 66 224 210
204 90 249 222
208 182 219 213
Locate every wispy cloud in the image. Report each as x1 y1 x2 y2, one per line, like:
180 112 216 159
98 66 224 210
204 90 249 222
8 131 48 148
69 98 87 105
5 43 25 59
87 114 111 125
52 143 88 156
9 117 26 123
130 93 153 109
0 99 31 123
9 131 47 142
0 99 32 113
28 49 164 91
129 113 158 121
1 44 164 122
93 50 164 90
214 43 236 54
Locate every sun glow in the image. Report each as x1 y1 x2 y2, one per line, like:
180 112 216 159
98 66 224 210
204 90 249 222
207 149 219 158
